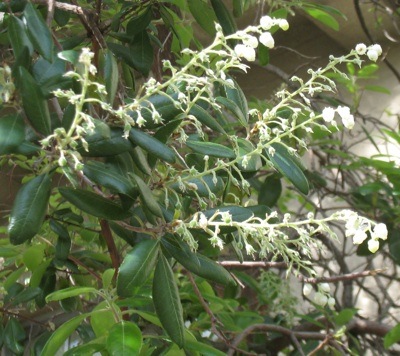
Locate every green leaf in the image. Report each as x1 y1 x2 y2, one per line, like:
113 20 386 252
24 2 54 61
8 15 33 57
17 67 52 135
106 321 142 355
210 0 237 36
334 308 358 326
46 286 97 302
187 0 217 36
4 317 25 355
215 96 246 126
232 0 244 17
304 7 339 31
104 50 119 105
385 323 400 349
237 138 260 172
189 105 225 133
64 342 106 356
258 43 269 65
83 161 137 198
364 85 391 94
11 286 41 305
357 64 379 77
117 240 159 297
153 254 185 348
131 173 163 218
258 174 282 207
0 114 25 155
59 187 131 220
91 301 120 338
161 236 235 285
265 143 309 195
186 140 235 159
170 175 225 197
126 7 152 37
8 174 52 245
222 77 248 123
129 128 175 163
41 314 89 356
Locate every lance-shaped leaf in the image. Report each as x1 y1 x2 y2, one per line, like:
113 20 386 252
59 187 131 220
83 161 137 198
170 175 225 198
24 2 54 62
106 322 142 355
17 67 51 136
131 173 163 218
8 15 33 57
189 105 225 133
4 318 25 355
117 240 159 297
265 143 309 195
129 128 175 163
258 174 282 207
161 236 235 285
222 77 248 123
216 96 246 127
0 114 25 155
46 286 97 303
186 140 235 159
153 254 185 348
210 0 237 36
104 50 119 105
187 0 217 36
8 174 52 245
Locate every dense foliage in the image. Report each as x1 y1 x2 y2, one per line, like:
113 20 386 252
0 0 399 354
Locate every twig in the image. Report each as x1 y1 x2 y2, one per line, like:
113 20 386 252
300 269 386 284
100 219 120 273
46 0 55 26
68 255 102 281
218 261 289 269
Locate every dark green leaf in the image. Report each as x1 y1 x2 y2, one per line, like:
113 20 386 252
223 77 248 123
17 67 52 135
59 187 132 220
186 140 235 159
117 240 159 297
170 175 225 197
24 2 54 61
232 0 244 17
187 0 217 36
106 321 142 355
104 50 119 105
265 143 309 195
33 57 69 97
126 8 152 37
54 6 70 26
153 254 185 348
131 174 163 218
215 96 246 126
161 236 234 285
41 314 89 356
258 174 282 207
189 105 225 133
11 287 41 305
83 161 137 198
0 114 25 155
258 43 269 65
129 128 175 163
4 317 25 354
8 174 52 245
210 0 237 36
185 339 226 356
8 15 33 57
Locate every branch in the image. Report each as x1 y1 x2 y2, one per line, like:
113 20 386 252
30 0 84 14
218 261 288 269
300 269 386 284
100 219 120 273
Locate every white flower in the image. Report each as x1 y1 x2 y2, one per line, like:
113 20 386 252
201 330 212 338
243 35 259 48
372 223 388 240
259 32 275 49
370 44 382 56
337 106 355 129
355 43 367 55
353 229 368 245
199 214 208 229
234 44 256 62
368 239 380 253
328 297 336 308
303 283 313 296
278 19 289 31
322 107 335 123
260 16 273 30
320 283 330 293
314 292 328 306
367 49 379 62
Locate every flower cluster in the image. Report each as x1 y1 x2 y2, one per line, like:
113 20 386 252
322 106 355 129
337 210 388 253
234 16 289 62
303 282 335 308
355 43 383 62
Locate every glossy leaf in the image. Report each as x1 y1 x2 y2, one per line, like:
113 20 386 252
170 175 225 197
161 236 234 285
258 174 282 207
153 254 185 348
83 161 137 198
129 128 175 163
210 0 237 36
17 67 51 135
131 174 163 218
384 323 400 349
59 187 132 220
304 7 339 31
46 286 97 302
187 0 217 36
91 301 120 337
11 286 41 305
186 140 235 159
117 240 159 297
8 174 52 245
265 143 309 195
215 96 246 126
41 314 89 356
106 321 142 355
8 15 33 57
0 114 25 155
222 77 248 123
104 50 119 105
189 105 225 133
64 342 105 356
4 317 25 354
126 8 152 36
24 2 54 61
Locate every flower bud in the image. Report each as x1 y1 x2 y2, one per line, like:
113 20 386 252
320 283 330 293
355 43 367 55
368 239 380 253
314 292 328 306
303 283 313 296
